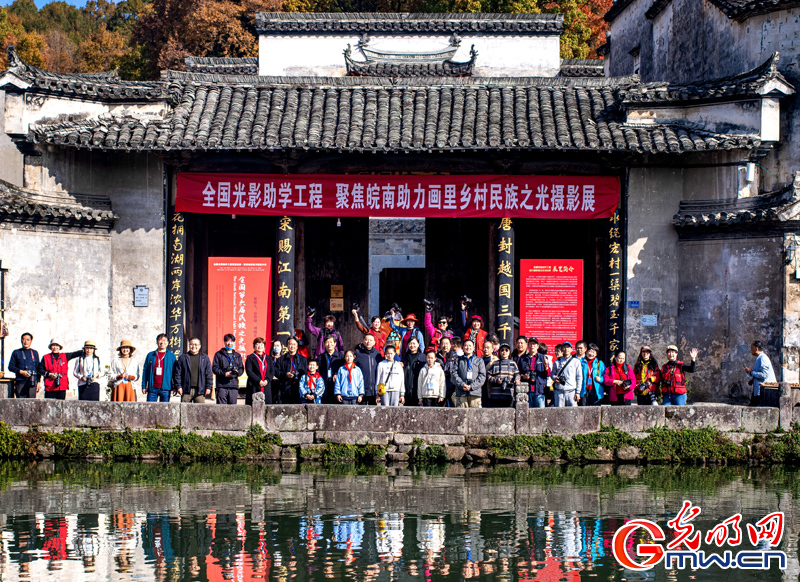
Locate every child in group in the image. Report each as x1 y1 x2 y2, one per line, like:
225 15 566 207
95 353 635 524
299 360 326 404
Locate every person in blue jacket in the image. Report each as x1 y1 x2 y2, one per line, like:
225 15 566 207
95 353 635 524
299 360 326 404
8 332 39 398
581 343 607 406
142 333 177 402
335 350 364 404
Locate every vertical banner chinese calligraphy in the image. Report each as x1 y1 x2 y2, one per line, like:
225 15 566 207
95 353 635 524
208 258 272 360
496 218 515 344
275 217 295 340
606 210 624 358
519 260 584 356
167 212 186 357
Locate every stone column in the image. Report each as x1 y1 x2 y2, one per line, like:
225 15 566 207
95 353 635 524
496 218 514 344
275 216 295 341
167 211 187 356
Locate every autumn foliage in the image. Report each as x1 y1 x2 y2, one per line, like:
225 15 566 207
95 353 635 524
0 0 610 79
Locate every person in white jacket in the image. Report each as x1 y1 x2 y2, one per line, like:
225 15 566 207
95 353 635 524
417 350 445 406
376 344 405 406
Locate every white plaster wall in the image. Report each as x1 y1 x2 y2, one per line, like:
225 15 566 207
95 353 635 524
258 33 561 77
0 228 112 376
14 150 167 369
0 91 23 186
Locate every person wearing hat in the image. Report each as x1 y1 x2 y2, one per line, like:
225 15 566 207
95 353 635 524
659 345 698 406
633 346 660 406
109 339 141 402
461 313 488 358
292 329 312 360
423 299 454 353
390 313 425 358
9 332 40 399
36 339 83 400
486 343 521 408
142 333 177 402
550 341 583 407
72 340 102 401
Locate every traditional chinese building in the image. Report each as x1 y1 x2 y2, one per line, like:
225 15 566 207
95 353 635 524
0 12 796 401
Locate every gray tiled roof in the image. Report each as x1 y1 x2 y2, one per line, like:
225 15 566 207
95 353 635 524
706 0 800 20
618 52 793 105
185 57 258 75
344 46 476 77
255 12 564 34
0 179 116 228
559 59 605 78
673 184 797 227
1 47 168 101
29 75 759 153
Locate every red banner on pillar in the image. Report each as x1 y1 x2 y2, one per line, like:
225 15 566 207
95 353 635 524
177 173 619 219
520 259 584 356
208 258 272 358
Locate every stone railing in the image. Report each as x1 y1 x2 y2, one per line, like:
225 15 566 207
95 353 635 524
0 382 793 446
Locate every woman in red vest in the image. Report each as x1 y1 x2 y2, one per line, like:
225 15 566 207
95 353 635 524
36 338 82 400
659 345 698 405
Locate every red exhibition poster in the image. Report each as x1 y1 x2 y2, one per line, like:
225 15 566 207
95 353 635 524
520 259 584 356
208 258 272 361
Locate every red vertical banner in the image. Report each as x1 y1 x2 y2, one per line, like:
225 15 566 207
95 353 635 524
208 258 272 359
520 259 584 356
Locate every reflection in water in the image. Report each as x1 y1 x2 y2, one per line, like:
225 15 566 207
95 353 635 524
0 461 794 581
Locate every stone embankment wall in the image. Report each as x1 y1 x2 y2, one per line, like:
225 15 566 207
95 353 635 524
0 384 794 447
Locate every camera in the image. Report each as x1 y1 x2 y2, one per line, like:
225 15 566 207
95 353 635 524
352 302 360 311
423 299 434 312
501 378 510 391
461 295 472 306
392 302 402 314
306 306 316 317
622 379 632 389
663 380 673 388
53 373 62 388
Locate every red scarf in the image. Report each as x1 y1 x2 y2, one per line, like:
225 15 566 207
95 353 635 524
345 362 355 384
615 363 627 379
307 372 320 390
586 357 595 383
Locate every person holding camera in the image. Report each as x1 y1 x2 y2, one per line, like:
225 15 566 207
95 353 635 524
633 346 660 405
306 307 344 359
486 343 521 408
212 333 245 405
580 343 606 406
423 299 454 352
9 332 39 399
37 338 83 400
110 340 141 402
659 345 698 406
460 298 488 357
603 350 637 405
550 342 583 407
73 340 102 401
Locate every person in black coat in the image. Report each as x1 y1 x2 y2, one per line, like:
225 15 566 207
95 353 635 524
316 335 344 404
276 337 308 404
354 334 382 405
8 332 39 398
173 338 213 403
402 337 426 406
211 333 245 405
245 337 274 405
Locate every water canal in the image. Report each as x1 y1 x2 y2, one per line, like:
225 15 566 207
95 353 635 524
0 461 795 581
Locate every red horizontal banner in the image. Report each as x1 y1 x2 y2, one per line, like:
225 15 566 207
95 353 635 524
176 173 619 219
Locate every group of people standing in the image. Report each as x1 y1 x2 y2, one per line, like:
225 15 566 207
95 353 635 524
8 298 773 408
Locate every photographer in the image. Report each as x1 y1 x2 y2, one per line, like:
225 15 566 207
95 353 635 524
422 299 454 352
9 332 39 399
306 307 344 359
486 343 520 408
603 350 637 406
633 346 659 406
460 298 488 357
550 342 583 407
73 340 102 401
37 338 85 400
212 334 245 405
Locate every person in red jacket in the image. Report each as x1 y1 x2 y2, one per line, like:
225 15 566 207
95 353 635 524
462 315 488 358
423 299 454 352
351 307 388 355
36 338 82 400
603 350 637 405
659 345 698 405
